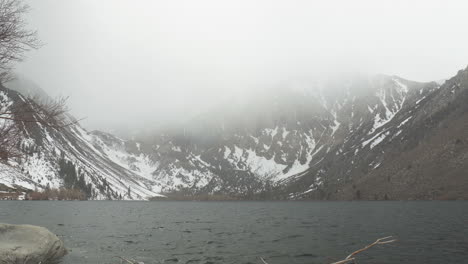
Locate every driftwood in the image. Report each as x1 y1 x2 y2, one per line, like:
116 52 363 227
330 236 397 264
260 236 396 264
118 236 397 264
115 256 140 264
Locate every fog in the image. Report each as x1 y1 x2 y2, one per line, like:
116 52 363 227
14 0 468 133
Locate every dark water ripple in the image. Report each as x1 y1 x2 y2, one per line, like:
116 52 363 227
0 201 467 264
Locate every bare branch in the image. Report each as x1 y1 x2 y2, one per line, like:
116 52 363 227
114 256 139 264
0 0 41 83
0 92 79 161
330 258 356 264
330 236 397 264
2 94 80 127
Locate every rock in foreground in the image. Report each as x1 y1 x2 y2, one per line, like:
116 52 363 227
0 223 67 264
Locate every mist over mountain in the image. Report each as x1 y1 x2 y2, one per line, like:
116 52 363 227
2 65 467 200
3 2 468 264
15 0 468 133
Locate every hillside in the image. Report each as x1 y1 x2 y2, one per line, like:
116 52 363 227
1 67 468 200
0 85 163 199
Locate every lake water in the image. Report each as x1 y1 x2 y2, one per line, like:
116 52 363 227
0 201 467 264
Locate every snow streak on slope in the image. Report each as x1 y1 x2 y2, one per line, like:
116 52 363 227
0 87 164 200
0 163 37 191
2 73 440 199
90 132 158 181
369 78 409 134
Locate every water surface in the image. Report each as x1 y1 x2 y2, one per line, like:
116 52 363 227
0 201 467 264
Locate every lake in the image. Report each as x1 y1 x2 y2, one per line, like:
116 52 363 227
0 201 467 264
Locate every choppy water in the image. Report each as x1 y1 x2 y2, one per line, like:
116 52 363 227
0 201 467 264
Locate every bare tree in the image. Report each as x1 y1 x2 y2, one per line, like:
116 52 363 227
0 95 71 126
0 0 40 83
0 109 20 160
0 92 73 161
0 0 76 163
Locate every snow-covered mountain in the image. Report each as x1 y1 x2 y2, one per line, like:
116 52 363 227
0 85 163 199
1 67 468 200
107 73 441 198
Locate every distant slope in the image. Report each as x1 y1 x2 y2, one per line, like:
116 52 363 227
2 67 467 200
312 67 468 200
94 72 455 199
0 84 163 200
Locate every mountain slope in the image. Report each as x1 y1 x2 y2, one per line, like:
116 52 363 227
93 73 453 199
0 84 163 200
309 68 468 200
2 67 467 200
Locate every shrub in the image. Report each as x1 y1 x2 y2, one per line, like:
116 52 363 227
27 187 87 200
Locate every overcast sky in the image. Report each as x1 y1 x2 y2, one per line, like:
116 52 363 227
15 0 468 132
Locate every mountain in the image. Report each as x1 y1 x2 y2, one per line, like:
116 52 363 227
0 83 163 200
302 68 468 200
1 67 467 200
105 73 442 199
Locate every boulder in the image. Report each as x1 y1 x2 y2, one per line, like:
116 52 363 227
0 223 67 264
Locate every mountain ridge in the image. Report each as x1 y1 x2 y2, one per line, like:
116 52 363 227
1 67 467 200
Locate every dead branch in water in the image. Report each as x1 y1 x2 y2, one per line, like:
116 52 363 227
260 236 396 264
114 256 139 264
330 236 397 264
330 258 356 264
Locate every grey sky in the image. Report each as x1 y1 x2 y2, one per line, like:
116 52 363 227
15 0 468 131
